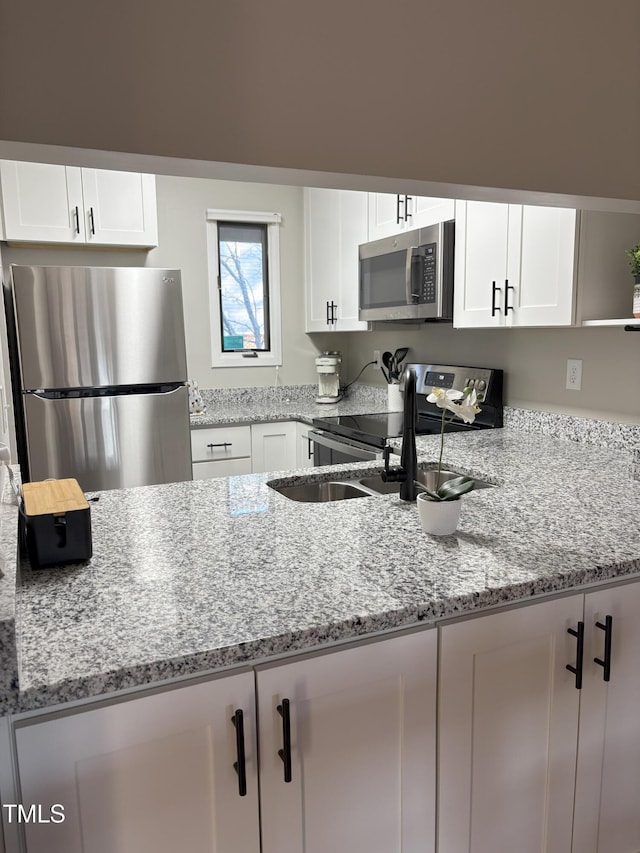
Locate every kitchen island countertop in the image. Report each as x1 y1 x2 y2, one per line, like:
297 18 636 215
5 425 640 715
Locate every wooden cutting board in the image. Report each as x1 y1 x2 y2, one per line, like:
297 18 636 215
23 479 89 517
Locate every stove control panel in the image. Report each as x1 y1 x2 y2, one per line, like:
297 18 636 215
401 363 501 408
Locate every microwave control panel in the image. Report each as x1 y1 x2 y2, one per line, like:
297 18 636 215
417 243 437 303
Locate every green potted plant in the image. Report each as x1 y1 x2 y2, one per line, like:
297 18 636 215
627 243 640 318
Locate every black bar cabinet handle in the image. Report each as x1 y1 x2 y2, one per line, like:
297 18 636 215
326 301 331 325
566 621 585 689
277 699 292 783
491 281 501 317
231 709 247 797
330 301 337 324
89 207 96 235
396 194 404 224
306 436 313 460
74 205 80 234
594 615 613 682
404 195 413 221
207 442 232 449
504 279 515 314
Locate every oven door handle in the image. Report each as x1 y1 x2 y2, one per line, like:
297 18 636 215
309 430 381 461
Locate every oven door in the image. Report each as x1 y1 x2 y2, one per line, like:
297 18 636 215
309 430 383 466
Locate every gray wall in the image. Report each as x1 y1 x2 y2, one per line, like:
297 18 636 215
1 0 639 203
331 323 640 424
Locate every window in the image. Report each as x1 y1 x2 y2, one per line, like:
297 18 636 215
206 209 282 368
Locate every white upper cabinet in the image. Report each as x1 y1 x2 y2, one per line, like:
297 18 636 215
367 192 455 240
304 187 369 332
81 169 158 247
454 200 578 328
0 161 86 243
0 160 158 248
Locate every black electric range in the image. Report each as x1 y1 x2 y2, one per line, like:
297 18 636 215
310 363 503 465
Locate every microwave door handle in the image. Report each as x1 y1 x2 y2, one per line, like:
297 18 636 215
405 247 420 303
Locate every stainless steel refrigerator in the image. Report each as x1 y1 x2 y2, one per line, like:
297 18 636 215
9 265 192 491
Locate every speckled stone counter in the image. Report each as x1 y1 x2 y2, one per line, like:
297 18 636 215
8 427 640 714
189 383 389 427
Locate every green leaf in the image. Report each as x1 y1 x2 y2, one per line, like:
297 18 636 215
437 476 476 500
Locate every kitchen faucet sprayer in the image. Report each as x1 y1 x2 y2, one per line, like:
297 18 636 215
381 366 418 502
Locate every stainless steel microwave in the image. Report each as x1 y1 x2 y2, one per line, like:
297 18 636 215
358 220 455 322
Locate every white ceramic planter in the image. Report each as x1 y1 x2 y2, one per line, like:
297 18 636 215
387 383 403 412
417 493 462 535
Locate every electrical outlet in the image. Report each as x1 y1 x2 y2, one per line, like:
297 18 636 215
566 359 582 391
373 350 381 366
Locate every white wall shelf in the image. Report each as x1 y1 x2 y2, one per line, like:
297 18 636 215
581 318 640 327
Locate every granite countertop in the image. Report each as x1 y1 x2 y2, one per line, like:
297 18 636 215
188 388 389 428
5 424 640 715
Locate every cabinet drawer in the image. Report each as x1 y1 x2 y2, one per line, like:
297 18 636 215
191 426 251 462
192 458 253 479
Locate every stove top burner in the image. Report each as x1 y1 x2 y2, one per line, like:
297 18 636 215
312 362 503 450
312 411 477 449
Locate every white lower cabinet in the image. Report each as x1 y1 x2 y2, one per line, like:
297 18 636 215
295 421 314 468
257 629 437 853
438 596 583 853
250 421 298 473
438 582 640 853
572 583 640 853
11 630 437 853
191 421 303 478
14 671 260 853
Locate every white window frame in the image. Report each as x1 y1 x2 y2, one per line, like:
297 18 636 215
206 208 283 368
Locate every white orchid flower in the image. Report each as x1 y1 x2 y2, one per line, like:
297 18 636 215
427 387 464 414
453 388 481 424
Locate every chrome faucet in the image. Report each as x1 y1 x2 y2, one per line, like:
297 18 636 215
382 366 418 501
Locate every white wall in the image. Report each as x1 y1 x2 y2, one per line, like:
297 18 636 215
1 175 331 390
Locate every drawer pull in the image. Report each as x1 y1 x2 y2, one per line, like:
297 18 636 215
207 442 232 449
277 699 292 783
231 709 247 797
566 621 584 690
594 615 613 682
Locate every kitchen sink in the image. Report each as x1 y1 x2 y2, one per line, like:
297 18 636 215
357 469 494 495
268 469 494 502
270 481 372 502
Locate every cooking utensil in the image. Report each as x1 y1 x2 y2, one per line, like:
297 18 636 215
381 351 393 384
389 347 409 381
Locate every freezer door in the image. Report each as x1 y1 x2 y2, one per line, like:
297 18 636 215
23 386 192 491
12 265 187 390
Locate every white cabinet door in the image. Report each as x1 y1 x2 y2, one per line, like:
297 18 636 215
438 596 583 853
258 629 437 853
335 190 369 330
304 188 368 332
454 200 578 329
0 161 85 243
453 200 510 328
81 169 158 247
507 205 577 326
295 421 314 468
368 193 455 240
367 192 408 240
409 195 455 229
573 582 640 853
15 672 260 853
251 421 297 473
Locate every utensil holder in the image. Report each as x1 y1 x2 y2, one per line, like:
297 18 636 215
387 383 403 412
